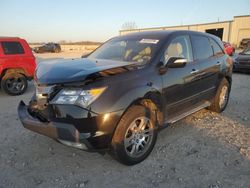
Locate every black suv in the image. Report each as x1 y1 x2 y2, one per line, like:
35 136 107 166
33 43 61 53
18 31 233 165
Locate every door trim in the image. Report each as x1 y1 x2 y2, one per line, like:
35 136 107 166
167 86 215 108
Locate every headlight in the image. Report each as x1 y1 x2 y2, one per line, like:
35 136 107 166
51 87 107 108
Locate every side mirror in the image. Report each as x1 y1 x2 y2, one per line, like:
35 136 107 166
167 57 187 68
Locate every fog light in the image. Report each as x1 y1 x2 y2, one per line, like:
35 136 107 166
58 139 87 150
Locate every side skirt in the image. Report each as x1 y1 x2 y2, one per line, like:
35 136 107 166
160 101 211 129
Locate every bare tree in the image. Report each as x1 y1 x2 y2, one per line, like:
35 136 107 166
121 22 138 30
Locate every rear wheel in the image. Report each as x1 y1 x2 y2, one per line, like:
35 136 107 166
209 78 230 113
1 73 28 95
111 105 157 165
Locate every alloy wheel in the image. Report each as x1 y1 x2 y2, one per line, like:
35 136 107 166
219 85 229 109
124 116 154 158
5 77 26 94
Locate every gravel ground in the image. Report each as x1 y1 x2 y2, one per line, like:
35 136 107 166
0 60 249 188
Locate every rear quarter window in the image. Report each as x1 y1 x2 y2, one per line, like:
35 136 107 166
210 38 224 56
1 41 25 55
191 35 213 60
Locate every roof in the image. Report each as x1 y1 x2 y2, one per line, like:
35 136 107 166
0 37 23 42
121 30 174 37
115 30 222 46
0 36 20 39
118 30 217 39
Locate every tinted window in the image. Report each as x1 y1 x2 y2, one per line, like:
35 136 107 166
192 35 213 60
1 41 25 55
164 35 193 63
210 39 224 56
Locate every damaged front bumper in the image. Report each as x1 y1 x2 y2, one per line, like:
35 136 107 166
18 101 122 151
18 101 92 150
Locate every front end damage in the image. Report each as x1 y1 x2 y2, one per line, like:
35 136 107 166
18 82 123 151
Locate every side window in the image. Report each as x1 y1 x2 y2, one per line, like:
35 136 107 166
1 41 25 55
191 35 213 60
164 35 193 64
210 39 224 56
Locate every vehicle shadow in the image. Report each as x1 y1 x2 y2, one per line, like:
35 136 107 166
1 108 249 188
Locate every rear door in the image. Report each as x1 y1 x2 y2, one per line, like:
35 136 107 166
190 35 221 101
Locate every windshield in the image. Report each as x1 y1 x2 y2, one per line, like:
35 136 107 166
88 38 161 64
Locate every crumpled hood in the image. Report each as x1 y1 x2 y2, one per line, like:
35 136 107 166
35 58 138 85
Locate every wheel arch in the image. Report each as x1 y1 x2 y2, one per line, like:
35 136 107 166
134 91 165 127
1 68 28 80
113 88 165 132
225 75 232 88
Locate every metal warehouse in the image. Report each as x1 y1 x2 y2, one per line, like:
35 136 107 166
120 15 250 48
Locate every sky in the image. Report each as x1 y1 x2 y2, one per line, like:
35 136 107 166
0 0 250 43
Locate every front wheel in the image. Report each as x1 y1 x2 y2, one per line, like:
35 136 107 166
1 73 28 95
209 78 230 113
111 105 157 165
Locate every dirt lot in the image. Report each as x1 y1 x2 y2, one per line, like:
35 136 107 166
0 53 249 188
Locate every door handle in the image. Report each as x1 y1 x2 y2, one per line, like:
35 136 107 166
216 62 221 65
190 69 199 74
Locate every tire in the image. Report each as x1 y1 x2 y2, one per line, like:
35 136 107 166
208 78 230 113
111 105 157 165
55 48 60 53
1 73 28 95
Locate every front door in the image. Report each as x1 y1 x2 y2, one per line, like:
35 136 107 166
161 35 201 119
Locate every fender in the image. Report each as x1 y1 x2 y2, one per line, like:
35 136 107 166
2 68 28 76
98 85 163 115
107 85 165 142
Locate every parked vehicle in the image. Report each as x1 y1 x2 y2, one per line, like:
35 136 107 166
239 38 250 49
233 47 250 72
33 43 61 53
18 31 232 165
0 37 36 95
223 41 235 56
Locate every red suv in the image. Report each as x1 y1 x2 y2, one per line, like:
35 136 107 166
0 37 36 95
223 41 235 56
